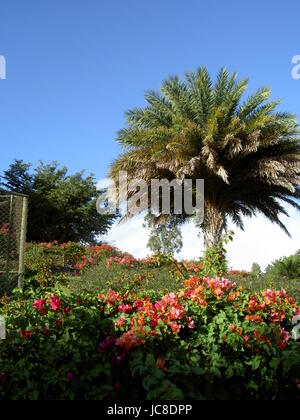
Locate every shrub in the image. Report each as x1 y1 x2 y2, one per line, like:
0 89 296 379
0 276 299 400
202 232 234 277
265 251 300 281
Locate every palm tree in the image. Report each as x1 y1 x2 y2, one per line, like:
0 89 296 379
109 68 300 249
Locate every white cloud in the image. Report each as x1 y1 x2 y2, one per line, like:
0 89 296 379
103 215 150 258
226 207 300 270
102 206 300 271
96 178 111 190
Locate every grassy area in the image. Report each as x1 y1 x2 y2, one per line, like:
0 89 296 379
61 261 300 305
232 274 300 305
22 242 300 305
62 262 182 296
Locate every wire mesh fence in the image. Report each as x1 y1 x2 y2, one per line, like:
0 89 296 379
0 189 28 295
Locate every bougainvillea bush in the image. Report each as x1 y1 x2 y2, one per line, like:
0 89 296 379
0 275 299 400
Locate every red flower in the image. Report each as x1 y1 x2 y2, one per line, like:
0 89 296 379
50 296 61 311
33 299 47 315
133 300 144 309
150 317 158 330
170 322 181 334
118 304 133 314
64 307 70 316
20 330 31 339
156 359 166 369
56 319 63 328
98 337 115 353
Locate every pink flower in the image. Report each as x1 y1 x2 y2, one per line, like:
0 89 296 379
169 307 185 320
118 304 133 314
33 299 47 315
186 316 195 329
115 316 126 327
50 296 61 311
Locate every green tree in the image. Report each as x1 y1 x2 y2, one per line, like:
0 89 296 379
1 160 117 243
265 250 300 280
143 213 183 256
251 263 262 277
109 67 300 250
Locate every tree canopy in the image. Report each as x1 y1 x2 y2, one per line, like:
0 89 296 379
1 160 117 243
143 213 183 256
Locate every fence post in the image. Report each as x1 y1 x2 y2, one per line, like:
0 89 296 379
18 196 28 289
5 195 14 285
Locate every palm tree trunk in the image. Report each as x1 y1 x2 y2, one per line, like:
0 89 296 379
203 202 225 248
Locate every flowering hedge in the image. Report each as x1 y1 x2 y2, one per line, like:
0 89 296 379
0 275 299 400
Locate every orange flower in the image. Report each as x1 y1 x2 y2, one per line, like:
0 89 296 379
229 323 236 332
156 359 166 369
170 322 181 334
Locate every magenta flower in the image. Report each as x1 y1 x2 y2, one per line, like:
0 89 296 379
50 296 62 311
33 299 47 315
66 371 73 381
98 337 115 353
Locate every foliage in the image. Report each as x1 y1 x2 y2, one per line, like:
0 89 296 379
265 250 300 281
1 241 300 400
0 275 299 400
0 160 117 243
201 231 233 277
251 263 263 278
143 213 183 256
233 274 300 307
228 251 300 305
109 67 300 249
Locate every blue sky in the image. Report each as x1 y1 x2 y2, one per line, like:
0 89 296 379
0 0 299 267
